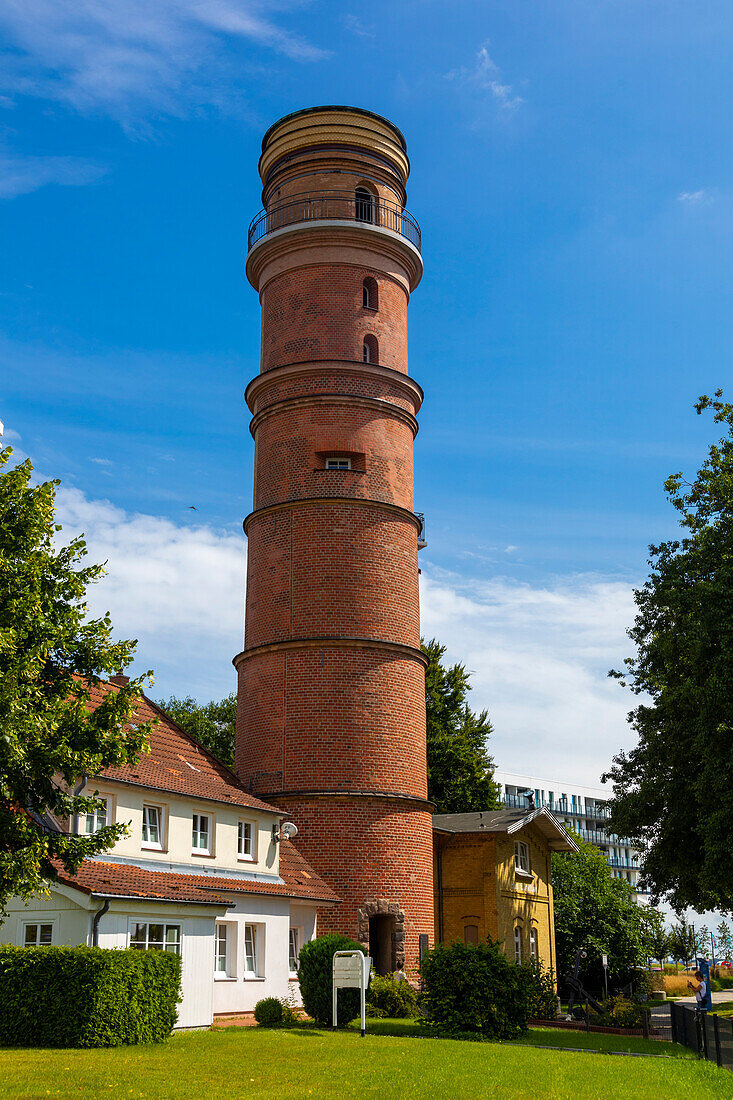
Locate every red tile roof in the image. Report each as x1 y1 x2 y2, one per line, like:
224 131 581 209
55 844 340 906
85 682 278 814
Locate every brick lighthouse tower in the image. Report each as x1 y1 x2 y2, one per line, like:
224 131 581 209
235 106 433 971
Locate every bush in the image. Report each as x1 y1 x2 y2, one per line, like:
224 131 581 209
254 997 283 1026
0 945 180 1047
523 960 558 1020
297 933 367 1027
366 973 419 1019
603 994 644 1029
649 971 666 991
419 938 532 1039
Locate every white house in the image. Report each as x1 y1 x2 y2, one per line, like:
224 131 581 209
0 682 340 1029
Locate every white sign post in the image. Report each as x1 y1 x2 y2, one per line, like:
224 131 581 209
332 950 371 1037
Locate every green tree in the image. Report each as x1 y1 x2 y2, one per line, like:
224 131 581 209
0 449 153 917
423 639 500 814
645 908 671 971
551 836 650 991
604 392 733 913
716 920 732 963
696 923 711 958
158 694 236 767
668 918 697 970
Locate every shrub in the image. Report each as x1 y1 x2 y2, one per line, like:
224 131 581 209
523 960 558 1020
366 973 419 1019
254 997 283 1026
632 969 653 999
649 971 666 991
603 995 644 1029
419 938 532 1040
297 933 367 1027
0 945 180 1047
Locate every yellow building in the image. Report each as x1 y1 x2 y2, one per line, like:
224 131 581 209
433 807 578 978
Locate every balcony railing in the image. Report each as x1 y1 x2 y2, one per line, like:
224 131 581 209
247 191 422 252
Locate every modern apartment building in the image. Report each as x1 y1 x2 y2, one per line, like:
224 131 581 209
493 770 649 905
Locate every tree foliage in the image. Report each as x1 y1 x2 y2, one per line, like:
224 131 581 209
423 639 499 814
668 918 697 968
157 694 236 767
645 908 671 969
604 393 733 912
551 837 652 990
0 449 153 917
716 920 732 963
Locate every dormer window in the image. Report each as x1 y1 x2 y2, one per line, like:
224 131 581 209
326 458 351 470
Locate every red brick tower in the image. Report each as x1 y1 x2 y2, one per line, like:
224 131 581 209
235 107 433 971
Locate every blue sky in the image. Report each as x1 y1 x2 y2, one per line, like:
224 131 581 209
2 0 732 789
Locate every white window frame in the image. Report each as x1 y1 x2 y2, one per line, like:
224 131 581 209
214 922 237 979
238 820 256 862
192 812 212 855
76 794 112 836
243 923 264 979
23 921 54 947
128 921 181 954
514 840 531 876
325 457 351 471
289 926 301 976
141 804 164 851
529 926 538 964
514 925 522 965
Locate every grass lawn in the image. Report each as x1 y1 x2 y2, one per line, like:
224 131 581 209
711 1001 733 1018
1 1026 730 1100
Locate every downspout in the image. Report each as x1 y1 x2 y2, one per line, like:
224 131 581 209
436 840 444 944
91 898 110 946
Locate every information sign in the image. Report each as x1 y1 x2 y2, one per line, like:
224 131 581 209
332 951 371 1036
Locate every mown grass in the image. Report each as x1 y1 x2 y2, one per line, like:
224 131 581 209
0 1025 728 1100
350 1016 692 1057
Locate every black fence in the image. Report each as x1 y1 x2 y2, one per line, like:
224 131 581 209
670 1002 733 1068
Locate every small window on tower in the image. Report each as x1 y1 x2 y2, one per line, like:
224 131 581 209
362 277 378 310
363 334 378 364
326 458 351 470
355 187 374 223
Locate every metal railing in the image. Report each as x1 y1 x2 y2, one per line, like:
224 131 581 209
671 1002 733 1069
609 857 640 870
247 191 422 252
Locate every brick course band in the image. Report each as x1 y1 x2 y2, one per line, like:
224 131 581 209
265 789 432 808
242 495 422 536
233 636 428 666
245 359 423 413
249 393 419 439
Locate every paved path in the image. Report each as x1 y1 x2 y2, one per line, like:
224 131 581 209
676 991 732 1006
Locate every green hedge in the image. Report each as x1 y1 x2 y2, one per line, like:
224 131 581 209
366 973 419 1018
0 945 181 1047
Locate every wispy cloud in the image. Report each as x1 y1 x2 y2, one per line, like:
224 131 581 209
678 188 715 206
0 0 327 124
446 42 524 115
342 13 375 39
0 149 106 199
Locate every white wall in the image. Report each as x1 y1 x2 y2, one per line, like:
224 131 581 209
81 782 279 877
212 898 321 1016
2 888 92 948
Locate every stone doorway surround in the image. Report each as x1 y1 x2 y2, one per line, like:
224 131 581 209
357 899 406 970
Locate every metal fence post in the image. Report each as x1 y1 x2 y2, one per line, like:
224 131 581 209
713 1013 722 1067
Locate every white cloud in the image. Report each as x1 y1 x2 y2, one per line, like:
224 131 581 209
54 485 245 700
678 189 714 206
420 567 638 786
342 13 375 39
446 43 524 115
0 0 326 123
0 150 106 199
50 481 639 783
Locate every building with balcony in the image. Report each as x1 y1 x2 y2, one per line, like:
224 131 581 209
493 770 649 905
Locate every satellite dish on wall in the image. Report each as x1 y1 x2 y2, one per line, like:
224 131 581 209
280 822 299 840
